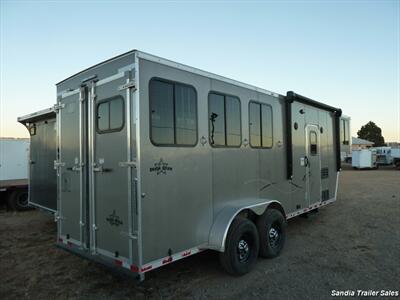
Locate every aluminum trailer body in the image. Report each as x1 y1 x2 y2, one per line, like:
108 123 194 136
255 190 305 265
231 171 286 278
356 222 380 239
0 138 29 210
18 108 57 212
54 50 342 280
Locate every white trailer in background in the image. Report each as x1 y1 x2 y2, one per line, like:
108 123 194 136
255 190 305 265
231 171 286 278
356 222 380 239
0 138 30 210
374 146 393 165
352 149 377 169
390 148 400 168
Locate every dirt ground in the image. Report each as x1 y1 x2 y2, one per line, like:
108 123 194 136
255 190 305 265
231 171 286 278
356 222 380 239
1 168 399 299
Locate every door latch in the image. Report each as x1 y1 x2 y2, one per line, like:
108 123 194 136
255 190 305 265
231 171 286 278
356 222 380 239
92 163 112 173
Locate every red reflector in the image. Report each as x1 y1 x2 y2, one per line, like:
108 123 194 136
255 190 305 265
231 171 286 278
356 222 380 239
114 259 123 267
162 256 173 264
141 265 152 272
182 251 191 257
130 265 138 272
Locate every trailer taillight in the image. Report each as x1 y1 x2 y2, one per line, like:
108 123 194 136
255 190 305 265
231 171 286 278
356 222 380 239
130 265 138 272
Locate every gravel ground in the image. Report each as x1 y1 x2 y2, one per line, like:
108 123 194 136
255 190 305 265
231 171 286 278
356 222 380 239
1 168 399 299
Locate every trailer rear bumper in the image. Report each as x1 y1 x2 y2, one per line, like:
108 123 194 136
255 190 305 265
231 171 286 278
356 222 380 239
56 238 143 280
56 237 206 281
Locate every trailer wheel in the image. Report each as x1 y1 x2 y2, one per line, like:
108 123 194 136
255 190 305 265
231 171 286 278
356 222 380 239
8 189 30 211
256 209 286 258
219 217 259 276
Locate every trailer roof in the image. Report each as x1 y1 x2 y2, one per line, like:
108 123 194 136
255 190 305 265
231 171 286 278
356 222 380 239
56 50 281 98
18 107 56 124
55 50 342 111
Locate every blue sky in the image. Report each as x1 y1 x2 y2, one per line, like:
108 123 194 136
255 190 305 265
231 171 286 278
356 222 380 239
1 0 399 141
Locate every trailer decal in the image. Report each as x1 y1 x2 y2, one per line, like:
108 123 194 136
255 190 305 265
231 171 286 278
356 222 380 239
162 256 173 264
141 265 153 272
149 158 172 175
106 210 123 226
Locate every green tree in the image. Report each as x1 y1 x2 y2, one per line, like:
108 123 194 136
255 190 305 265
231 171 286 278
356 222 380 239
357 121 385 146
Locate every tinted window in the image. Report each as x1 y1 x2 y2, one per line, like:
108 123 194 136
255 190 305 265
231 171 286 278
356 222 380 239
209 93 225 146
209 92 241 147
150 79 197 146
249 102 273 148
97 97 124 133
226 96 241 146
150 80 174 144
249 102 261 147
175 84 197 145
310 131 318 155
261 104 273 148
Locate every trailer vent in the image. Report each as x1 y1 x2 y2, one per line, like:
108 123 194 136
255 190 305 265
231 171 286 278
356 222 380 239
321 168 329 179
322 190 330 201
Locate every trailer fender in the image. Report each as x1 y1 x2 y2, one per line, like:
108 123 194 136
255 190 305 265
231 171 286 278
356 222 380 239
207 199 284 252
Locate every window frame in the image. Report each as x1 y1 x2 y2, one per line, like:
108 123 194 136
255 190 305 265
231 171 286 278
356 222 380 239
208 91 242 148
149 77 198 147
96 96 125 134
248 100 274 149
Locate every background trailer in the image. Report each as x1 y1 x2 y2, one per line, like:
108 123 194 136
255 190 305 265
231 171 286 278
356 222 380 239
53 50 342 280
18 108 57 212
0 138 29 210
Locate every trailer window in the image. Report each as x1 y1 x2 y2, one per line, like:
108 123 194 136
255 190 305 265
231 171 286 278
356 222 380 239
310 131 318 155
249 102 273 148
209 92 241 147
341 119 349 145
149 78 197 146
96 97 124 133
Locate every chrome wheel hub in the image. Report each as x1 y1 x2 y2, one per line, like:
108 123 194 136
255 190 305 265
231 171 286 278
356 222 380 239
238 239 250 262
268 227 280 248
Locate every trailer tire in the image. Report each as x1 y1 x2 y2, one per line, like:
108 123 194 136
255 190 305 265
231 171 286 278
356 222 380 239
256 209 286 258
8 189 30 211
219 217 259 276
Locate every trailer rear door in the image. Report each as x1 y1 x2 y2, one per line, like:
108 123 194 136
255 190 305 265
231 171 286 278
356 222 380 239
89 73 135 262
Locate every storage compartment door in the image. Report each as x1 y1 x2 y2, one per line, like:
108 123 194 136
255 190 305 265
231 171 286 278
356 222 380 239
58 89 87 247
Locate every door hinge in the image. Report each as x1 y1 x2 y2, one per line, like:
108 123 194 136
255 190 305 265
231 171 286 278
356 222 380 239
54 160 65 169
54 212 65 222
53 103 65 112
119 160 137 168
118 80 136 91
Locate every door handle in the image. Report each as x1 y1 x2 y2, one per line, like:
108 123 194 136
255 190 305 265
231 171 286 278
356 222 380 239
304 156 309 167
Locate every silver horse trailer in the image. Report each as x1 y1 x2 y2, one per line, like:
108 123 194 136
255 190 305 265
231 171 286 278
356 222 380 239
18 107 57 212
54 50 342 280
